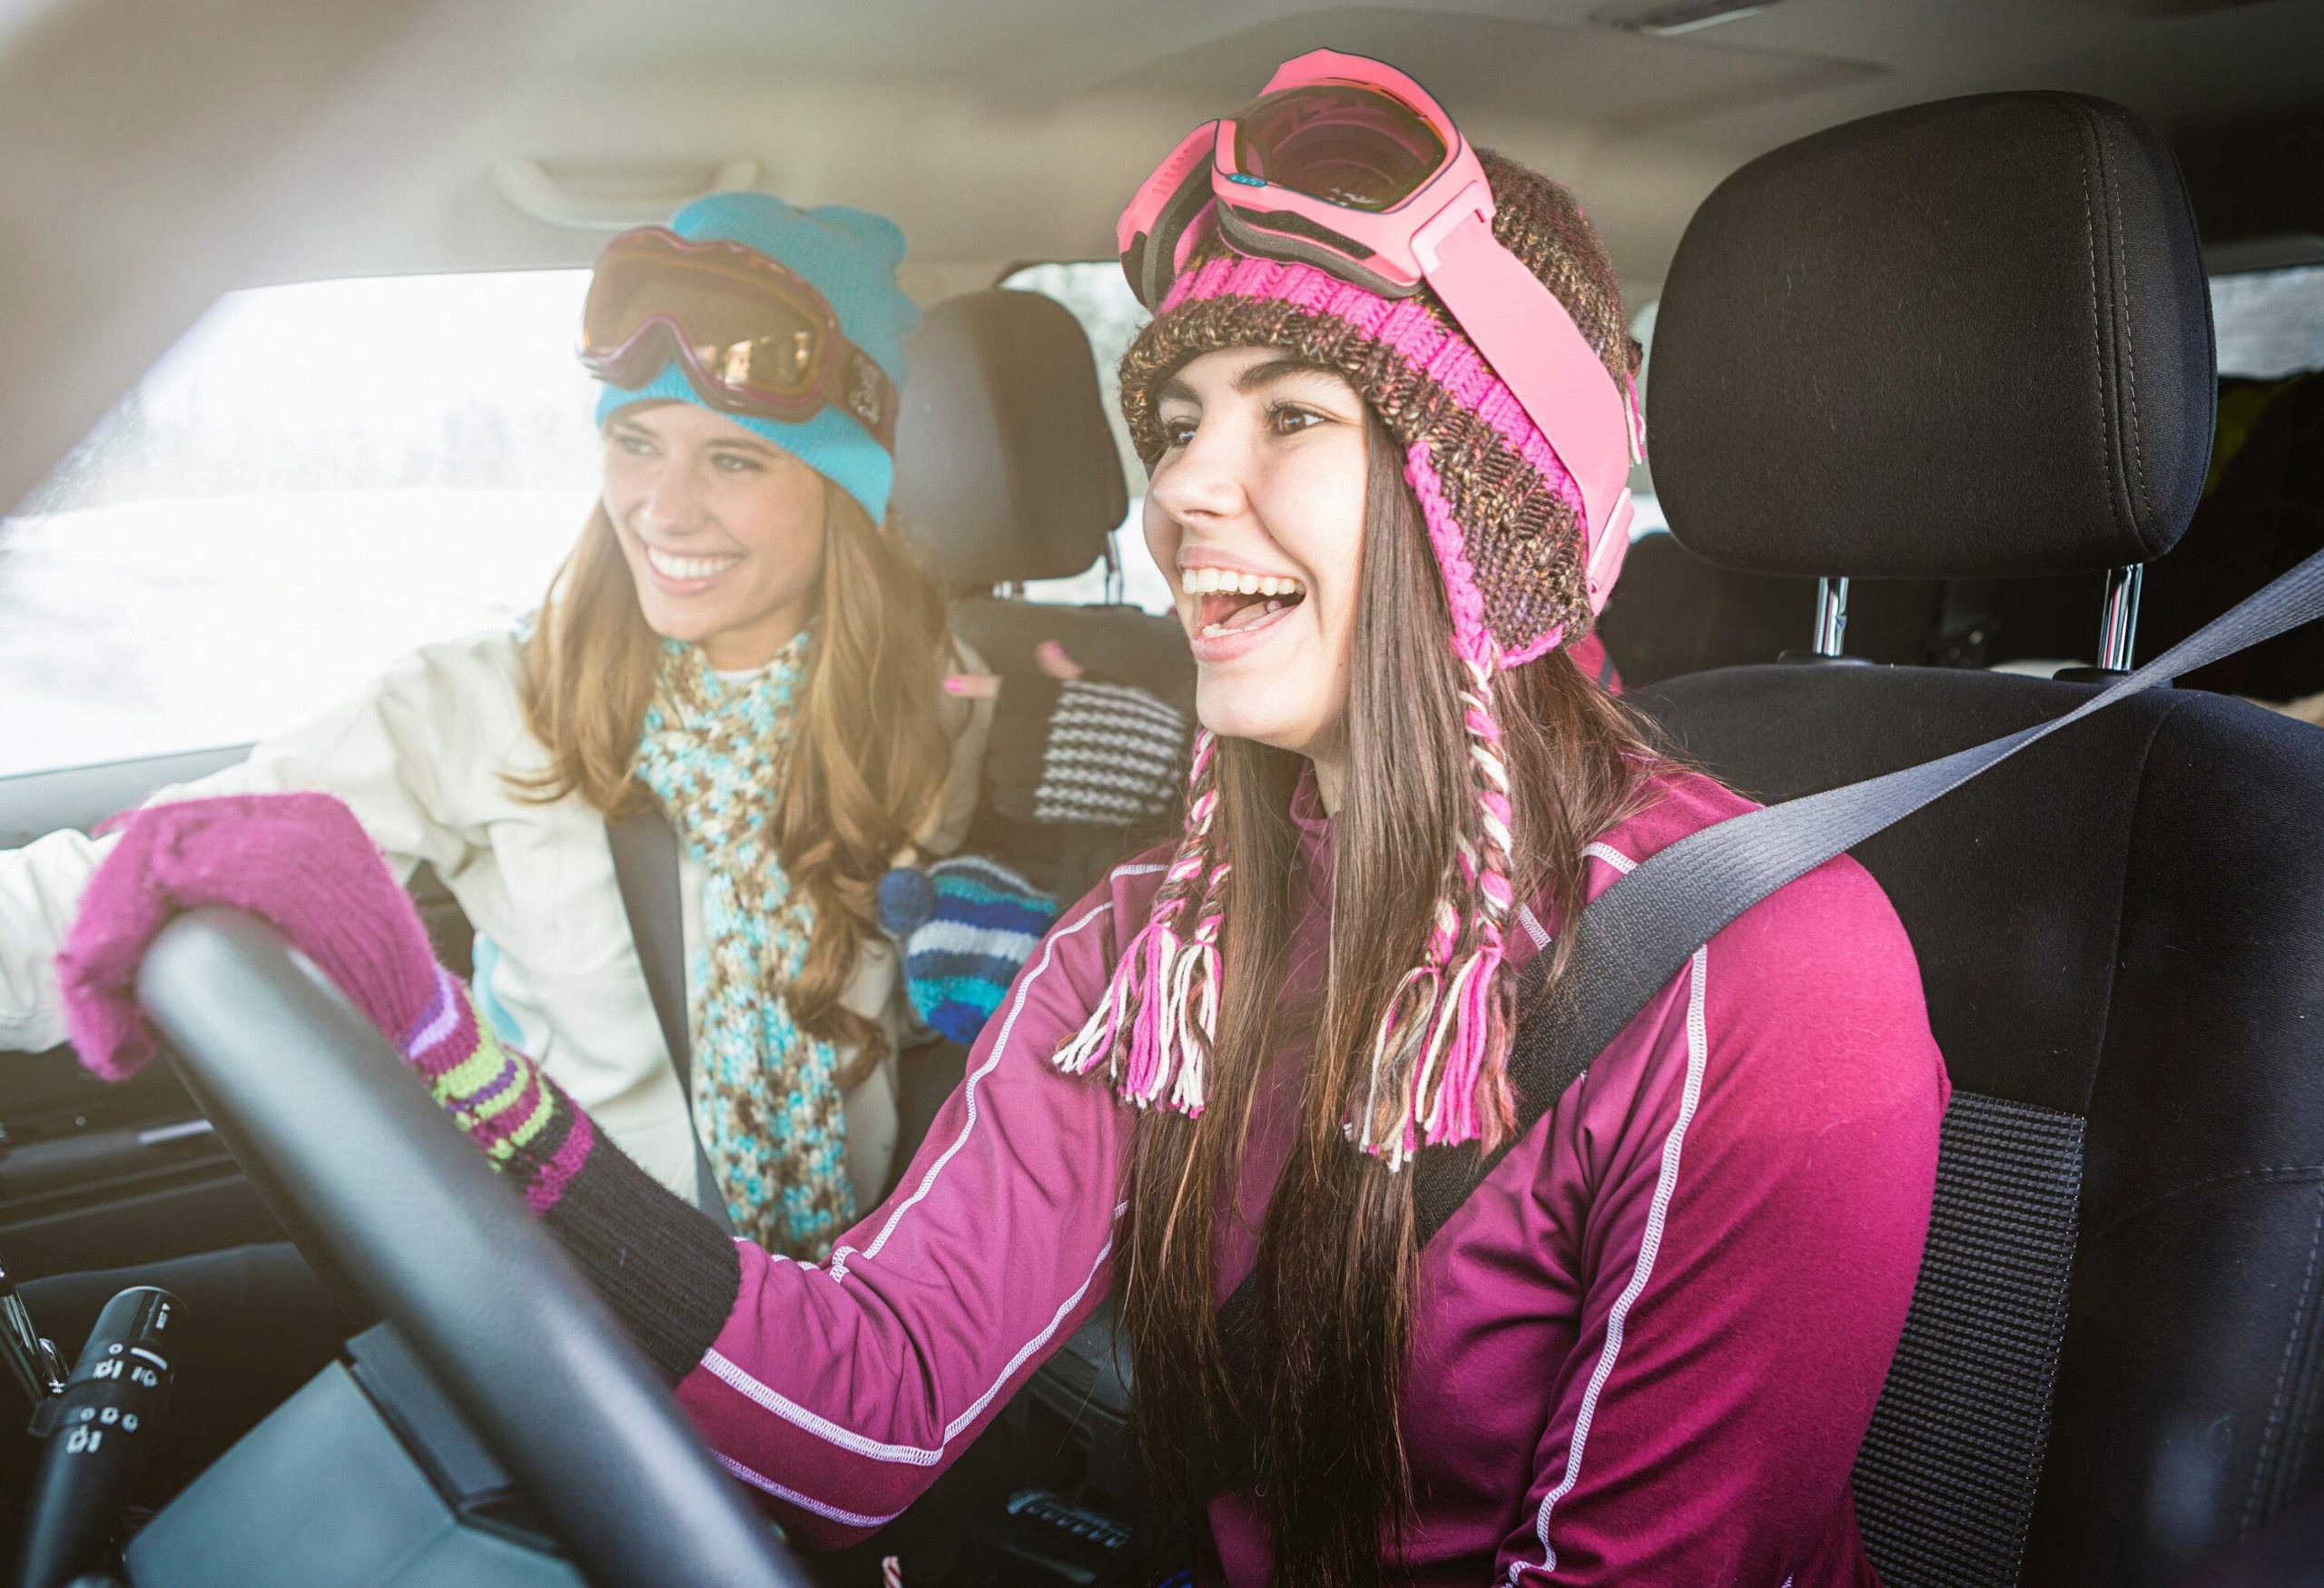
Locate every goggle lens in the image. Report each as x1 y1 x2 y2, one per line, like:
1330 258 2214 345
1231 82 1448 213
584 253 827 399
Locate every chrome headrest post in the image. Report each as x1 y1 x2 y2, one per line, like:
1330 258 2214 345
1813 577 1852 659
2096 564 2144 673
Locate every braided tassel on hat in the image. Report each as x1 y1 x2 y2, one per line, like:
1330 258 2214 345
1349 441 1527 1167
1051 729 1228 1114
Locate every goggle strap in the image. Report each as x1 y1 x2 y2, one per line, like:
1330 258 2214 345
835 342 900 453
1137 161 1222 311
1423 211 1633 553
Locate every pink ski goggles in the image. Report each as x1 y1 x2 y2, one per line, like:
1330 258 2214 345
1118 49 1640 597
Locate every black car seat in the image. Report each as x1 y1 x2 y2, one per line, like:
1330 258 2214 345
1597 534 1965 680
1603 372 2324 694
1597 528 2132 684
1643 92 2324 1587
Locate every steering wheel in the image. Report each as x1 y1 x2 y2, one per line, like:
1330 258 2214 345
133 908 810 1588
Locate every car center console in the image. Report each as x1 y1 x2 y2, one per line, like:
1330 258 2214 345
124 1325 579 1587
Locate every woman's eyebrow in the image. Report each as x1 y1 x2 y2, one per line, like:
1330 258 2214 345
1158 360 1341 408
709 435 780 458
1232 357 1337 395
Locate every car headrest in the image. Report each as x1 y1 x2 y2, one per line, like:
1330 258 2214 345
891 289 1129 587
1650 93 2215 579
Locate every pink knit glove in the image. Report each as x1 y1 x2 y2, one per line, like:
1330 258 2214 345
54 792 744 1386
56 793 442 1080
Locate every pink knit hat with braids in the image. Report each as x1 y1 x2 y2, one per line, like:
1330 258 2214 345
1053 151 1641 1166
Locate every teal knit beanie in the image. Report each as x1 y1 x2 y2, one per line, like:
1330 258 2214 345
591 191 919 524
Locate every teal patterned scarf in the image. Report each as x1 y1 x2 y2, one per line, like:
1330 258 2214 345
632 632 853 1260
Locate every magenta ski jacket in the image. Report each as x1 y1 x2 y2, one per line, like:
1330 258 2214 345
677 770 1949 1584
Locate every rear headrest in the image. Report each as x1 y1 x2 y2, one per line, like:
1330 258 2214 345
1650 93 2215 579
891 288 1128 587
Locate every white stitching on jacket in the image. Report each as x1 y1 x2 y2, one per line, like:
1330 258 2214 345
715 1450 906 1528
697 1211 1128 1469
1512 936 1710 1582
692 860 1167 1475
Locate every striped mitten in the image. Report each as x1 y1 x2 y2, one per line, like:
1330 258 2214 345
404 966 739 1376
878 856 1059 1044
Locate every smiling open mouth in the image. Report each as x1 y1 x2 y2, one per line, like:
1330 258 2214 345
645 546 743 583
1186 567 1307 637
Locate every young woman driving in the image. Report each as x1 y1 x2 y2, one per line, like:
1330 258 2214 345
59 54 1947 1585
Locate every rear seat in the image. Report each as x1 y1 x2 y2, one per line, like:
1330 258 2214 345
894 287 1193 903
896 286 1190 711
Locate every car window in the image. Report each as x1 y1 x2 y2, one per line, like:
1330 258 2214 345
997 262 1174 614
0 271 600 778
2210 263 2324 380
1626 298 1670 539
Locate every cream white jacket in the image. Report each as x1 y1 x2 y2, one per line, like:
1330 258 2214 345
0 626 992 1209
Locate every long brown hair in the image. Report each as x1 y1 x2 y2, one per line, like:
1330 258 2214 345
513 488 954 1078
1119 414 1669 1584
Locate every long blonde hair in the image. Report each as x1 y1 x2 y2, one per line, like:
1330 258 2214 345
513 491 955 1077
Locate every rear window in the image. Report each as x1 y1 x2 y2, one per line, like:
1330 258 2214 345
2210 263 2324 380
0 271 599 778
997 262 1173 613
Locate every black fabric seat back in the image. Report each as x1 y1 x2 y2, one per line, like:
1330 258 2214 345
2144 372 2324 702
1596 533 1963 684
1637 667 2324 1583
893 288 1128 589
1597 534 2116 685
1645 93 2324 1585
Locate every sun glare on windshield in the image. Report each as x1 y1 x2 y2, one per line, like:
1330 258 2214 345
0 271 602 777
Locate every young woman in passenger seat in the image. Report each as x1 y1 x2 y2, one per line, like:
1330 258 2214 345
2 193 987 1253
58 55 1947 1586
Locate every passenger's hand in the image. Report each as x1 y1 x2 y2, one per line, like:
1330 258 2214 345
878 855 1059 1044
56 793 443 1080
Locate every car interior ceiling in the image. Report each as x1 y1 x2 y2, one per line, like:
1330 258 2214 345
7 0 2324 510
3 4 2323 1587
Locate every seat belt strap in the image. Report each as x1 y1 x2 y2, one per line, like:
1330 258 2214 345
606 801 737 1238
1197 546 2324 1497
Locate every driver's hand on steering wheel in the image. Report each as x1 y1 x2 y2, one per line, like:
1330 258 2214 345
59 793 444 1080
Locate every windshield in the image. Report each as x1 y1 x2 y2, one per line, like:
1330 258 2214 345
0 271 600 777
